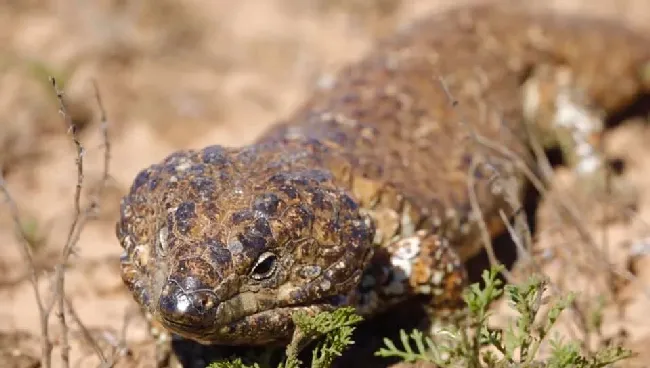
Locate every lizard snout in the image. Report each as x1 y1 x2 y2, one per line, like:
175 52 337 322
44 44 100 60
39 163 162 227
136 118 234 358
157 279 218 331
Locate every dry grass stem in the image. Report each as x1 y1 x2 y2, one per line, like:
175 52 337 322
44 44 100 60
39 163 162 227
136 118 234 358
0 77 113 368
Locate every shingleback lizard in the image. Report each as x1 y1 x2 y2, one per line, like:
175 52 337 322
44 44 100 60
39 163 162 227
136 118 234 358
116 3 650 346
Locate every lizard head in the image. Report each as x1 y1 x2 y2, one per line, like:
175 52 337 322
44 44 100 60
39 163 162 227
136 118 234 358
116 143 374 345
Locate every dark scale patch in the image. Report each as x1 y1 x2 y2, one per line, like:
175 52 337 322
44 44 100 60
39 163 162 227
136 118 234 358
206 239 232 265
190 176 216 198
267 171 292 185
237 232 267 253
131 169 151 191
230 210 254 225
188 164 206 176
299 169 331 183
172 259 217 291
286 173 310 186
338 192 359 212
252 193 281 216
251 217 273 238
175 202 197 235
115 219 129 247
307 188 325 209
289 288 307 303
278 184 299 200
148 176 161 191
201 145 230 166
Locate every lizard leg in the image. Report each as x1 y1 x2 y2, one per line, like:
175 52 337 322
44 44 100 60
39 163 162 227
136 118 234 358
353 229 468 321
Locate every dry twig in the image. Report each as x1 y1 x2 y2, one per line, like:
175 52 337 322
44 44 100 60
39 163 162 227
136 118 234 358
0 77 112 368
0 175 53 368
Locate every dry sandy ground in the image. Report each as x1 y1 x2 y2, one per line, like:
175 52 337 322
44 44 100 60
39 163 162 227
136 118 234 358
1 0 650 367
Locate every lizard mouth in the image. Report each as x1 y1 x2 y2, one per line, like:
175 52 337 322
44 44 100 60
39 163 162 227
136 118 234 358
158 295 348 345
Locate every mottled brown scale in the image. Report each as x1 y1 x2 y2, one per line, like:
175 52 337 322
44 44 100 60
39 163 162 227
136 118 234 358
117 3 650 346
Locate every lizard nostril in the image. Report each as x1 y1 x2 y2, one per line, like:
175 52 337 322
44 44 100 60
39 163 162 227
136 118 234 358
192 293 215 315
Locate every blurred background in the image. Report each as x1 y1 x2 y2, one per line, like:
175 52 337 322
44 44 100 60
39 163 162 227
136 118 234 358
1 0 650 367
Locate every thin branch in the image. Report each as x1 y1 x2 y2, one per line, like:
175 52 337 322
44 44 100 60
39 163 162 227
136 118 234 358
0 175 53 368
50 76 85 368
466 155 515 284
47 77 112 368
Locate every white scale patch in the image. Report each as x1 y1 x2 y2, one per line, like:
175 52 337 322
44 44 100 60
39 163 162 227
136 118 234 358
176 294 191 313
390 237 420 277
174 159 192 172
522 69 603 176
553 90 602 174
157 226 169 255
320 279 331 292
384 236 422 296
431 270 445 286
393 237 420 260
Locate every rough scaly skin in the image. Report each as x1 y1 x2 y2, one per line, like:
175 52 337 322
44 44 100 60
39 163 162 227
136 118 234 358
116 3 650 346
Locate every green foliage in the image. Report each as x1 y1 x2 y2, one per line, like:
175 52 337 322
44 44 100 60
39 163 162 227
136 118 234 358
207 307 363 368
208 357 261 368
375 265 634 367
285 306 364 368
209 265 634 368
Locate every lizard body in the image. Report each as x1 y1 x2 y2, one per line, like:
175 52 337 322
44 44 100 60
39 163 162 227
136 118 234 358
117 3 650 346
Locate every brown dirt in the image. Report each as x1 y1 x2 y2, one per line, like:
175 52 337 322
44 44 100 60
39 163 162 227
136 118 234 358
1 0 649 367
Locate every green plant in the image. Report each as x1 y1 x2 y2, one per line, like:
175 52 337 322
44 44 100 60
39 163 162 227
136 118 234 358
207 306 363 368
376 265 634 367
209 265 634 368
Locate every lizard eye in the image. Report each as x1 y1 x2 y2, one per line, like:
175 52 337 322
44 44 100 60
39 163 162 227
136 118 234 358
250 252 277 280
